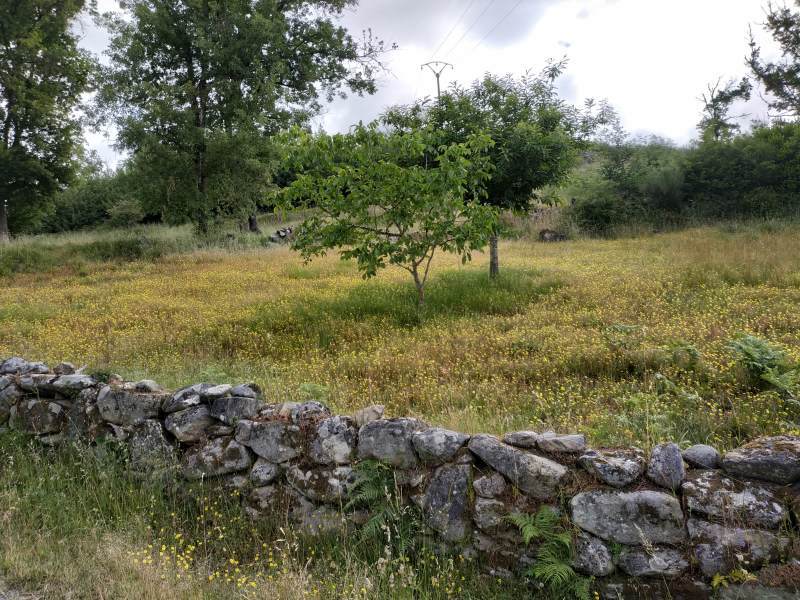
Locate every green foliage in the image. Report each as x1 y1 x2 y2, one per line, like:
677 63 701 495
508 507 591 600
346 460 422 557
698 78 752 142
683 122 800 220
281 123 497 307
728 334 799 398
0 0 96 238
748 1 800 119
98 0 389 231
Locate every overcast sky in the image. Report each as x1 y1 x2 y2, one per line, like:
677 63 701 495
80 0 779 167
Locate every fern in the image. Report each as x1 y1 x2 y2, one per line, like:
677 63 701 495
347 460 422 556
508 507 591 600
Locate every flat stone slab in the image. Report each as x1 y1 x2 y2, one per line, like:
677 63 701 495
468 434 567 500
722 436 800 485
682 470 786 530
97 386 165 426
570 490 686 545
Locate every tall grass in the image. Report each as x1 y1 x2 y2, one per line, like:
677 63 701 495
0 432 524 599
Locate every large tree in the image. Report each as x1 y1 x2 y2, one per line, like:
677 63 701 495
748 1 800 119
99 0 389 232
0 0 94 241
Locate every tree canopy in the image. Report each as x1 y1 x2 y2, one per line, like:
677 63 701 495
280 124 497 307
98 0 390 231
0 0 95 241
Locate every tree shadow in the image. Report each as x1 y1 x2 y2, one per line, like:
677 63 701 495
248 267 562 335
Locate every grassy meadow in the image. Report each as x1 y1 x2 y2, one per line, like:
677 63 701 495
2 220 800 598
2 220 799 450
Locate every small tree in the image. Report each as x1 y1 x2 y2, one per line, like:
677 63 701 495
385 62 612 277
280 124 497 307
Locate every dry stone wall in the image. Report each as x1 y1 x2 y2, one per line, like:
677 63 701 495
1 356 799 599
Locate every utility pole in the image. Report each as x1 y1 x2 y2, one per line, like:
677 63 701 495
421 61 453 102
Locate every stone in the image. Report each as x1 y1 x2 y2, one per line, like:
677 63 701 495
290 494 348 536
97 385 164 426
473 473 507 498
209 396 262 424
682 444 720 469
412 428 470 465
502 431 539 449
617 546 688 577
357 418 427 469
579 448 646 488
164 406 215 442
688 518 786 576
682 470 786 529
647 442 686 490
570 490 686 545
249 458 280 486
181 436 253 479
310 415 357 465
467 434 568 500
53 362 76 375
235 420 302 463
133 379 162 393
18 373 57 393
230 383 261 399
206 424 234 437
422 463 471 542
247 485 282 512
286 465 358 504
51 374 96 393
573 533 614 577
0 382 22 425
128 419 176 471
0 357 39 374
536 432 587 453
722 436 800 485
201 384 232 400
163 383 212 413
719 585 800 600
11 399 66 434
290 401 331 424
473 497 508 533
65 387 104 440
352 404 384 427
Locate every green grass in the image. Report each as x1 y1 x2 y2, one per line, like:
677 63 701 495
0 432 526 599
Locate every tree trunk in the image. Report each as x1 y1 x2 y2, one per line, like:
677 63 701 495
0 200 9 243
412 268 425 308
247 214 260 233
489 233 499 278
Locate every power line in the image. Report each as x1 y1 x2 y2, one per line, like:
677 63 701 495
444 0 498 59
464 0 525 57
431 0 478 58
